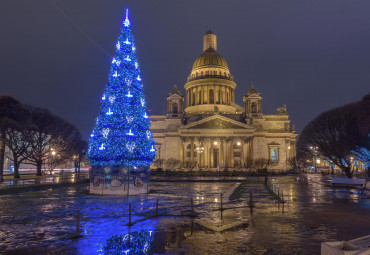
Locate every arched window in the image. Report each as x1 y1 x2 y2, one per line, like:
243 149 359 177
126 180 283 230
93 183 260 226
173 103 178 113
209 89 214 104
192 91 196 105
198 91 201 104
251 102 257 113
186 144 191 158
233 142 241 158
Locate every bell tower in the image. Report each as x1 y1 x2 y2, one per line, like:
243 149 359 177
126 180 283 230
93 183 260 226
167 85 184 117
243 83 262 120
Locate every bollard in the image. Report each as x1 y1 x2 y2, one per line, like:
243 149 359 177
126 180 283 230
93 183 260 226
220 194 223 211
191 220 194 235
191 198 194 215
220 193 223 220
76 210 80 235
156 199 158 217
128 203 132 226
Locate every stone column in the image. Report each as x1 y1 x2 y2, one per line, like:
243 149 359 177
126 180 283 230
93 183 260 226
228 88 231 105
250 139 254 161
210 140 214 168
180 138 184 166
186 90 189 107
230 139 234 167
220 138 224 168
204 138 209 168
216 86 219 103
226 140 230 167
190 138 194 163
195 87 199 105
240 140 245 168
201 87 204 104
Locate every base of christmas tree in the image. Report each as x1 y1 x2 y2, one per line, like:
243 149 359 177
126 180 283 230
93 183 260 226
89 166 149 195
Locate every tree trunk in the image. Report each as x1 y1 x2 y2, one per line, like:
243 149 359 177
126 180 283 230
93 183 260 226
36 160 42 176
343 166 352 178
13 158 20 178
0 131 5 181
74 162 78 173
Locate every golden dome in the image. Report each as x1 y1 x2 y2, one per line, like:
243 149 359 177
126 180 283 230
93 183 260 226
192 48 229 71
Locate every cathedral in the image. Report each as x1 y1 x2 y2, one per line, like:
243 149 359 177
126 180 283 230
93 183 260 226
150 31 297 171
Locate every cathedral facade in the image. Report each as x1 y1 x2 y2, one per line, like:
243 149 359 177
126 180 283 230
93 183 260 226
150 31 297 171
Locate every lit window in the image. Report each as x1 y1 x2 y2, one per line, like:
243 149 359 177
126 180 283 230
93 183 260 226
270 148 278 163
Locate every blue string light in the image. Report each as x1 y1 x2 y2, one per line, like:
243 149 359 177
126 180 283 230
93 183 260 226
87 9 156 167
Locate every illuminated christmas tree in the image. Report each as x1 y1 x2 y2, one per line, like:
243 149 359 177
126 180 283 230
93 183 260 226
87 9 155 170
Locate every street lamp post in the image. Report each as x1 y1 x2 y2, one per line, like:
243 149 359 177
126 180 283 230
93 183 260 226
195 146 204 169
310 146 318 172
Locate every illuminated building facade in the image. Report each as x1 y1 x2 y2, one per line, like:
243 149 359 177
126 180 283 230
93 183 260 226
150 31 298 171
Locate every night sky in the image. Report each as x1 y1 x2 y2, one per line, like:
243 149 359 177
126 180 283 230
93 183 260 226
1 0 369 140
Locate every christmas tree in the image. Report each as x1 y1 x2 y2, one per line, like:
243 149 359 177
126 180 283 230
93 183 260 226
87 9 155 169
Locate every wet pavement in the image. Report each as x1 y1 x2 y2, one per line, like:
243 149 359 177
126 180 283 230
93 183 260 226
0 174 369 254
0 173 89 189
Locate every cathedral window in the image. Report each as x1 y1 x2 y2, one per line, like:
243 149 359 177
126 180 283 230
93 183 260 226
198 91 201 104
173 103 178 113
186 144 191 158
192 91 196 105
251 102 257 113
270 148 278 163
209 89 214 104
233 142 241 158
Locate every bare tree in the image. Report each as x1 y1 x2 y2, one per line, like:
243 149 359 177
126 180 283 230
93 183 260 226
27 106 58 176
0 96 29 180
5 126 33 178
164 158 180 170
26 106 84 176
70 139 88 173
184 160 197 170
297 97 369 178
152 159 164 169
253 158 272 170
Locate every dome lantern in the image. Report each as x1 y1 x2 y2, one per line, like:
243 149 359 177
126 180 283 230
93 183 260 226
203 30 217 51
